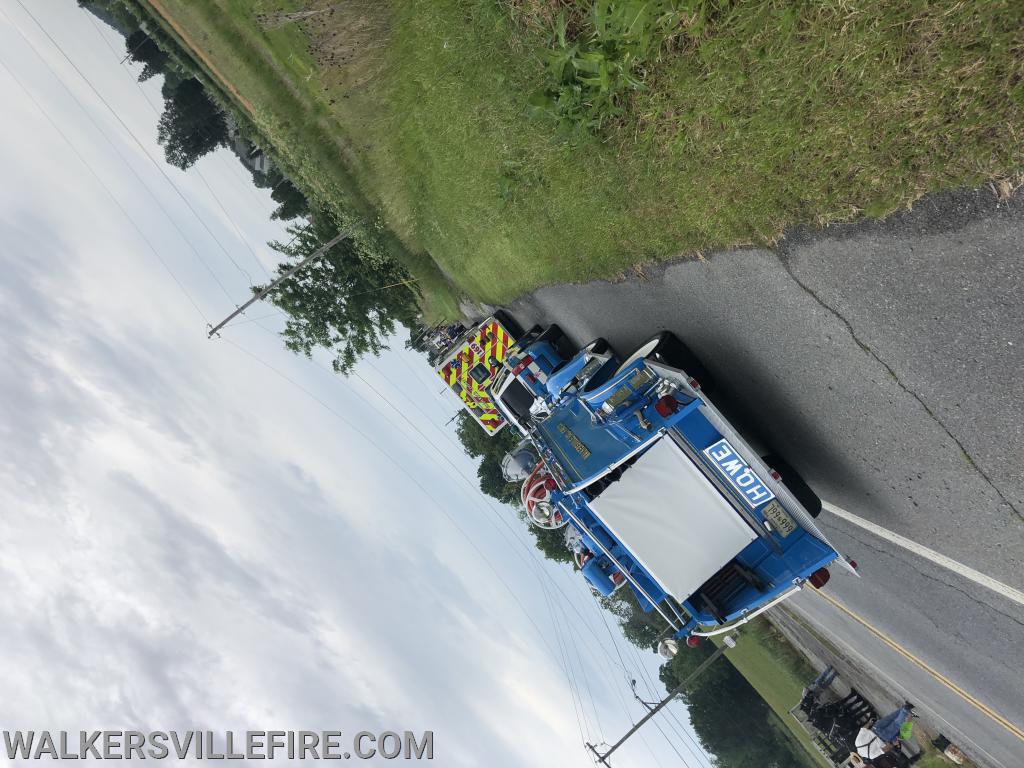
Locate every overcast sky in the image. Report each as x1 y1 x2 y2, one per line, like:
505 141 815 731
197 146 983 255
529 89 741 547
0 3 713 766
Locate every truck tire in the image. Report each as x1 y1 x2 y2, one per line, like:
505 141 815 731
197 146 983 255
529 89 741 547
621 331 718 395
760 454 822 518
517 325 544 347
535 324 563 343
494 310 523 339
535 324 576 359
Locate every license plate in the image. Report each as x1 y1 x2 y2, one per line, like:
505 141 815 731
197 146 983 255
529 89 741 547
703 438 776 508
629 368 654 389
762 500 796 537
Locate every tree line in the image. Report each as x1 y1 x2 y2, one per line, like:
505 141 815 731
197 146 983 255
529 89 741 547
660 632 815 767
79 0 421 374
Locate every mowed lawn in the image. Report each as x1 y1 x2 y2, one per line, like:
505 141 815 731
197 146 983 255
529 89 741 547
147 0 1023 306
714 618 831 768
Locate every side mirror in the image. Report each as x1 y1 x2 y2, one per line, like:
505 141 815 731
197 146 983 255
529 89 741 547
657 638 679 659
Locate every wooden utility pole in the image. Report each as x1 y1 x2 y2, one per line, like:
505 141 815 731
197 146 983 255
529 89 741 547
587 643 730 765
207 231 348 338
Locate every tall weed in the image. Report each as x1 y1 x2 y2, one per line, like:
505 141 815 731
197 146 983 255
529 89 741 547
525 0 719 135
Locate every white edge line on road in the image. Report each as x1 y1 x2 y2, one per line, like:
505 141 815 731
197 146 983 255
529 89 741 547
821 501 1024 609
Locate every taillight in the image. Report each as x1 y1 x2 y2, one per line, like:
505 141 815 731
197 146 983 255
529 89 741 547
809 568 831 589
512 355 534 376
686 636 702 648
655 395 679 417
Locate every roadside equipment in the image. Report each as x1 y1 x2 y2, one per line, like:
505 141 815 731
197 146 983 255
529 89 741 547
793 668 923 767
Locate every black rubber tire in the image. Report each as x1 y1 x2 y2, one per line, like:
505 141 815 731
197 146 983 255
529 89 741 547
761 454 822 517
516 325 544 348
493 310 523 339
639 331 718 395
535 324 563 344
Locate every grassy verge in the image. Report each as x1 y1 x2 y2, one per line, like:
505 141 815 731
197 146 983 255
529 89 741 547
147 0 1022 305
138 0 461 323
728 615 976 768
714 618 831 768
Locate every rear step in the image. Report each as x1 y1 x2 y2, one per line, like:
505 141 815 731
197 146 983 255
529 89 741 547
694 563 766 623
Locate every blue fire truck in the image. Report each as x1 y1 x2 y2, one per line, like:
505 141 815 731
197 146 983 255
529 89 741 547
493 329 857 646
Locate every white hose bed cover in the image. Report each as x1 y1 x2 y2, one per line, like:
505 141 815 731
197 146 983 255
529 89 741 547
588 437 756 602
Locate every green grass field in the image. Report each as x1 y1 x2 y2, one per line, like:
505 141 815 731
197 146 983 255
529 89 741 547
146 0 1022 310
714 618 831 768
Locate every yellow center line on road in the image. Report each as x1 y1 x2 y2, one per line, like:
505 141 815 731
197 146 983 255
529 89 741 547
810 588 1024 743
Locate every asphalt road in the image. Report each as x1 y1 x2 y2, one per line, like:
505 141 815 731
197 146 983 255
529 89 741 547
503 187 1024 767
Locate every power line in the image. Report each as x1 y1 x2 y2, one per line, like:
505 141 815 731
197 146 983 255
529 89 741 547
220 335 614 767
232 325 654 764
623 637 712 768
541 579 595 754
13 0 260 291
86 10 301 244
336 344 694 723
13 9 675 762
1 5 238 302
649 716 696 767
221 311 285 329
219 337 567 659
240 310 713 766
596 601 711 768
0 53 207 324
343 366 691 766
590 645 730 766
192 168 270 282
85 13 276 285
579 587 711 767
227 317 720 766
220 152 279 216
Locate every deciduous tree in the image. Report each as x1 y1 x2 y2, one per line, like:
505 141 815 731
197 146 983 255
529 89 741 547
125 29 168 82
262 214 417 375
157 78 228 170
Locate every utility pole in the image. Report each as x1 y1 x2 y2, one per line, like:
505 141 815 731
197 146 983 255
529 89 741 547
587 641 732 765
207 231 348 338
120 31 151 64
